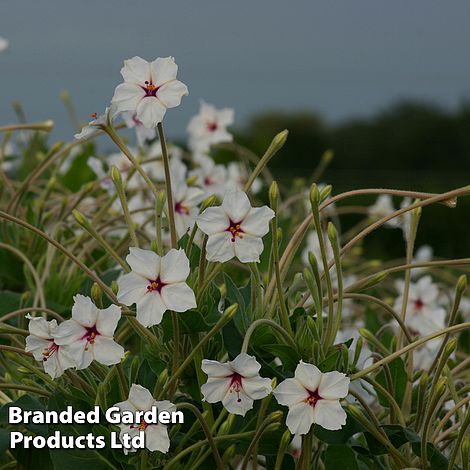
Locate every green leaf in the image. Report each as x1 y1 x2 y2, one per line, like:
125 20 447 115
325 444 360 470
260 344 301 370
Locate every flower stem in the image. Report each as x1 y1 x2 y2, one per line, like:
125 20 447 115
157 122 177 248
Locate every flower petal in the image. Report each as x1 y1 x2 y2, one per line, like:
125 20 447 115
201 359 233 377
197 207 229 235
92 336 124 366
160 283 196 313
136 98 166 128
313 399 347 430
71 295 98 327
96 304 121 337
201 377 231 403
128 384 155 411
112 83 145 111
150 57 178 87
25 336 51 360
294 361 322 392
230 353 261 377
145 424 171 453
117 272 148 306
285 402 315 435
121 56 150 84
206 232 235 263
242 376 272 400
160 249 190 283
136 292 167 327
242 206 275 237
273 378 308 406
53 319 85 346
126 247 160 279
318 371 350 399
222 387 254 416
233 234 264 263
66 339 93 370
157 80 188 108
222 189 251 222
26 316 55 339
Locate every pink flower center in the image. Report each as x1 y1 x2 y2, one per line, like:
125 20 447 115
229 372 243 403
175 201 189 215
204 176 214 186
42 341 59 362
304 388 323 407
82 325 100 352
147 276 166 293
226 220 244 242
414 298 424 310
207 122 218 132
142 80 160 97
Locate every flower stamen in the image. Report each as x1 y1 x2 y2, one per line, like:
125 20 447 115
226 220 244 242
229 372 243 403
304 389 322 407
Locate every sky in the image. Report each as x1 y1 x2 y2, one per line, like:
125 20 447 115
1 0 470 141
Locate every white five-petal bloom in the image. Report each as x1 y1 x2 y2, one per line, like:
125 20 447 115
117 248 197 327
187 101 234 152
201 353 272 416
273 361 350 434
25 315 75 379
113 384 175 454
367 194 399 228
197 189 274 263
112 56 188 129
393 275 446 336
54 295 124 370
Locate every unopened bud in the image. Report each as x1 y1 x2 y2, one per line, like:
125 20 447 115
443 338 457 358
457 274 467 296
91 283 102 306
269 181 279 212
111 280 119 296
319 184 332 202
223 304 238 320
272 129 288 149
72 209 89 228
347 271 388 293
200 194 218 212
156 191 166 215
310 183 319 210
327 222 338 248
111 165 122 186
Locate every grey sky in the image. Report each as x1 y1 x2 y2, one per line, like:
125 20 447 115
1 0 470 141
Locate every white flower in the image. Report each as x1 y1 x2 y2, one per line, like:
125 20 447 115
273 361 349 434
74 107 114 140
172 182 205 238
201 353 272 416
54 295 124 370
1 142 16 172
25 315 75 379
122 111 157 146
187 101 234 151
368 195 398 228
393 275 446 336
189 154 227 198
112 56 188 128
0 36 9 52
113 384 174 454
197 189 274 263
117 248 196 328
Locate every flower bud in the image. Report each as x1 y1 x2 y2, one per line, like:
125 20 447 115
222 444 236 463
91 283 102 307
111 280 119 296
319 184 332 202
199 194 218 212
346 271 388 293
264 422 281 433
443 337 457 358
111 165 122 186
272 129 289 150
279 429 292 449
346 404 364 421
156 190 166 215
434 378 447 399
186 175 199 186
461 436 470 467
310 183 319 211
72 209 89 228
457 274 467 296
327 222 338 248
269 181 279 212
223 304 238 320
82 182 94 194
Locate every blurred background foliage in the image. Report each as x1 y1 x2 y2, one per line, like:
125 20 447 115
236 100 470 260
